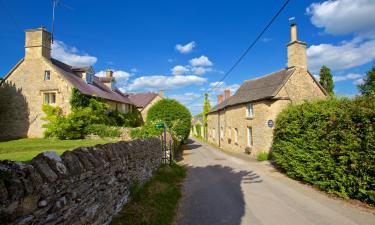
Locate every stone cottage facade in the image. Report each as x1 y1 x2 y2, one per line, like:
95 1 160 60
126 91 164 121
1 28 136 138
207 23 327 156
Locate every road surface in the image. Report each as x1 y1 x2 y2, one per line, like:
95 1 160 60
175 138 375 225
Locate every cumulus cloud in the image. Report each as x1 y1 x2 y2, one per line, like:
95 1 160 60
171 65 189 75
307 38 375 72
189 55 213 67
333 73 363 82
52 40 97 67
191 67 212 75
175 41 196 54
170 92 200 105
127 75 207 91
307 0 375 37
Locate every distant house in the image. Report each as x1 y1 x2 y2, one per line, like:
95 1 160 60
126 91 164 121
207 23 327 156
1 28 136 138
191 115 204 138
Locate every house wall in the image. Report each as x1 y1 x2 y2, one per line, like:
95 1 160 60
3 58 73 138
206 69 326 156
141 95 162 121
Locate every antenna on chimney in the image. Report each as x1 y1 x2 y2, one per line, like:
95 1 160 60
51 0 73 43
289 17 296 25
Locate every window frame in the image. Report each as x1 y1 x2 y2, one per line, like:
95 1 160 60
44 70 51 81
43 92 57 105
247 103 254 118
234 128 238 144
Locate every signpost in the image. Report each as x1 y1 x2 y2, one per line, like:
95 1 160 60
156 123 171 164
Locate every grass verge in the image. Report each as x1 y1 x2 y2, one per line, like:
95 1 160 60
0 138 115 161
111 162 187 225
257 151 270 161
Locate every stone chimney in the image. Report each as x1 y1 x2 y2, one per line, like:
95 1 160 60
25 27 52 59
159 90 164 98
224 89 230 100
217 95 223 104
106 69 113 78
287 21 307 70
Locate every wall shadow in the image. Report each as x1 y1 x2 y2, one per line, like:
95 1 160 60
0 81 29 140
176 165 262 225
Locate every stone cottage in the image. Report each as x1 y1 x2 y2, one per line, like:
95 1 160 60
126 90 164 121
191 115 204 137
1 28 136 138
207 23 327 156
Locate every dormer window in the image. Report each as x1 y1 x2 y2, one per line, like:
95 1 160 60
44 70 50 80
246 103 253 118
86 73 93 84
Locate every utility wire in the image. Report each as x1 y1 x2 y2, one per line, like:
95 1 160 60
189 0 291 105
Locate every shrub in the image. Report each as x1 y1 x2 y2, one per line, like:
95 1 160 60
107 110 142 127
85 124 121 138
272 96 375 205
130 121 163 139
256 152 269 161
146 99 191 143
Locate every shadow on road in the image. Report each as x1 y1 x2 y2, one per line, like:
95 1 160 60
177 164 262 225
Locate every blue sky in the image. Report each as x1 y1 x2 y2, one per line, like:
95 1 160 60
1 0 375 115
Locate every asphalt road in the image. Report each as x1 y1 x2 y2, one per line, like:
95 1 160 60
175 138 375 225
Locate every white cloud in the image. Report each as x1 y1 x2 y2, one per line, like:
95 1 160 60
354 78 365 85
175 41 196 54
171 65 189 75
333 73 363 82
96 70 132 91
191 67 212 75
170 92 200 105
52 40 97 67
189 55 213 67
130 68 138 73
307 38 375 72
307 0 375 37
127 75 207 91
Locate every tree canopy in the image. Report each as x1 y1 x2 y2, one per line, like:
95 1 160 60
358 64 375 96
319 65 334 96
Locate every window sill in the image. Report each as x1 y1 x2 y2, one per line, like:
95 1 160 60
245 117 254 120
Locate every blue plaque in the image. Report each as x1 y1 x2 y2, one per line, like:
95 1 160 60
267 120 274 128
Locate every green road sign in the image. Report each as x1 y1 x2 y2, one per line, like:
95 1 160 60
156 123 165 129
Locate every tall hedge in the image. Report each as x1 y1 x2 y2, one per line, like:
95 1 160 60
147 99 192 143
272 96 375 205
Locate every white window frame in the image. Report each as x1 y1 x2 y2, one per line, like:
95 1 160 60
43 92 56 105
247 127 253 146
212 128 215 139
44 70 51 81
247 103 253 118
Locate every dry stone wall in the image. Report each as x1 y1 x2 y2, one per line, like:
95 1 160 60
0 138 162 225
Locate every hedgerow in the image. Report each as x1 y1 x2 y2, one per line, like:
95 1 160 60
272 96 375 205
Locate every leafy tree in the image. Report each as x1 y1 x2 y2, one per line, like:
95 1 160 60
147 99 192 143
203 93 211 139
358 65 375 96
319 65 334 96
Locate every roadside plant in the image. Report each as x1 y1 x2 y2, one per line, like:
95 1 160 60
256 151 269 161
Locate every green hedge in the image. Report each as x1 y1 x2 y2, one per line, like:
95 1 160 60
272 96 375 205
146 99 191 143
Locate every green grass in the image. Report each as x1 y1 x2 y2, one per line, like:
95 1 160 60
0 138 116 162
111 162 187 225
257 151 270 161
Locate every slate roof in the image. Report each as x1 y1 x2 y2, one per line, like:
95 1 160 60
126 92 158 108
51 58 134 105
209 68 295 113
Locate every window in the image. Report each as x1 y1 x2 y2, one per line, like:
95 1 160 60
247 127 253 146
228 127 231 139
247 103 253 118
44 70 50 80
220 126 224 139
234 128 238 143
86 73 93 84
212 128 215 139
43 92 56 105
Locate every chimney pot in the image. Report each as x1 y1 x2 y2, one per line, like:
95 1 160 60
224 89 230 100
159 90 164 98
290 23 297 42
106 69 113 78
217 95 223 104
